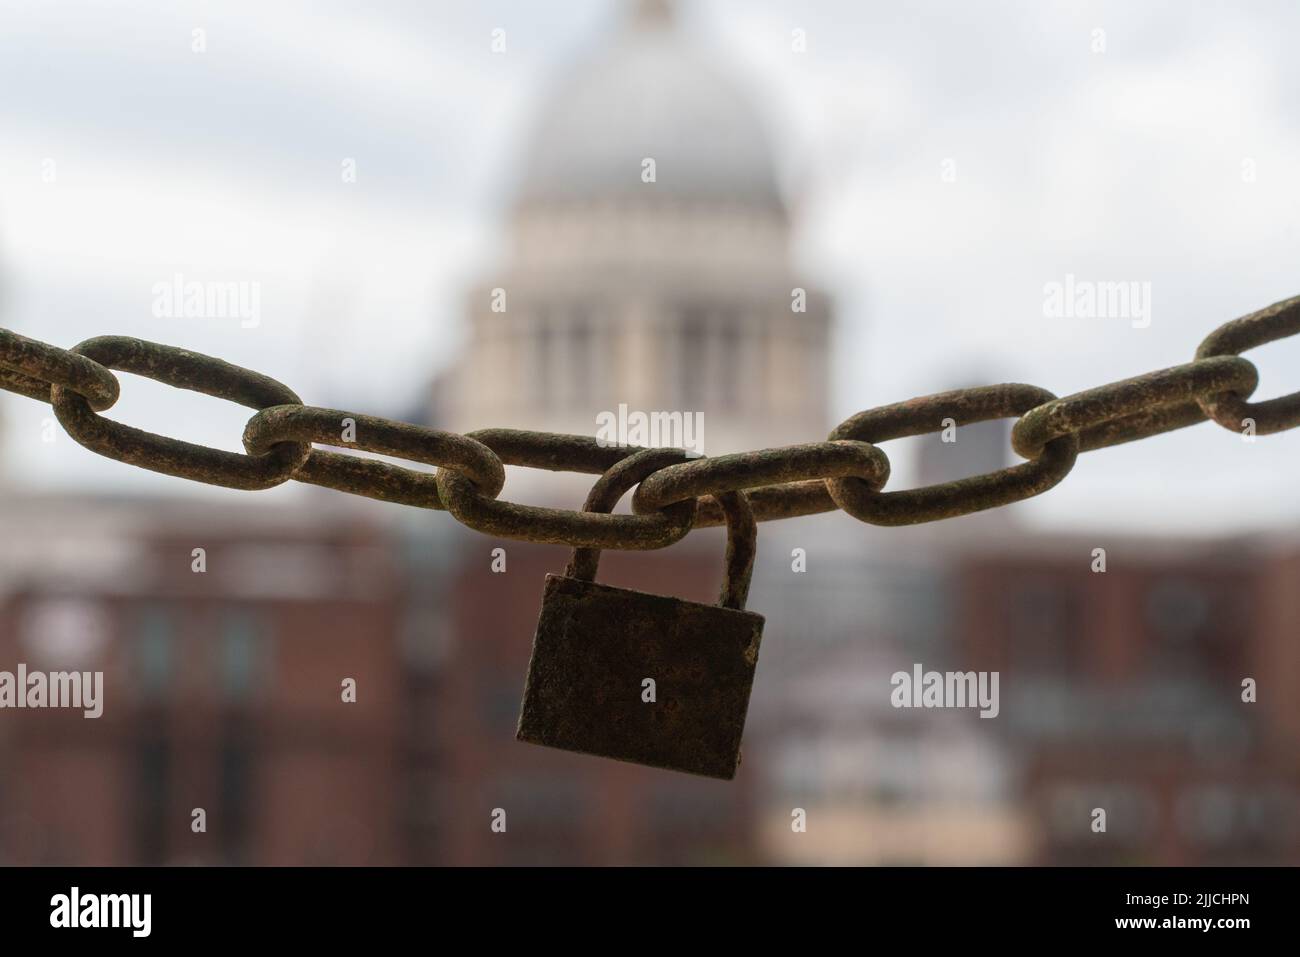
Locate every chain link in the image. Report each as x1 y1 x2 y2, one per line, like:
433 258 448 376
1 293 1295 546
827 383 1080 526
631 440 887 523
1195 294 1300 434
1010 356 1258 459
51 336 311 490
0 328 120 410
243 404 505 508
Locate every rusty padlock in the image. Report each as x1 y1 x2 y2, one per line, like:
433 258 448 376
516 448 765 780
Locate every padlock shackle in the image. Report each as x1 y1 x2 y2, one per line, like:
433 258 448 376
714 489 756 610
566 448 757 611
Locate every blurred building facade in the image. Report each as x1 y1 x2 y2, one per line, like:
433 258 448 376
439 0 829 458
955 537 1300 864
0 499 403 865
1 0 1297 867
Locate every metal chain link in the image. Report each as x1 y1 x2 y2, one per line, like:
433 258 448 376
2 292 1297 546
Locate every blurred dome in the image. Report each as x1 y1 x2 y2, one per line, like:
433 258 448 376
515 0 784 213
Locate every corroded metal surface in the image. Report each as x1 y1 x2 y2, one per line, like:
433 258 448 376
515 574 764 779
1011 356 1259 458
243 404 505 509
48 336 310 490
630 439 889 526
518 462 762 779
1 293 1297 543
0 327 119 410
434 430 696 549
6 301 1298 781
436 464 697 549
565 447 702 582
1196 294 1300 434
826 384 1080 526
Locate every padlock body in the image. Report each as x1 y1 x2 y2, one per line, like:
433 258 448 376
517 573 765 779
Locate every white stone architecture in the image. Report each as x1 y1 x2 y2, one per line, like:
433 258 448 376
440 0 830 460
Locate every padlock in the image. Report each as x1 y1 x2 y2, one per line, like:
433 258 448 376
516 449 765 780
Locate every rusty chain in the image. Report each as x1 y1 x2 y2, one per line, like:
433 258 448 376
1 293 1298 547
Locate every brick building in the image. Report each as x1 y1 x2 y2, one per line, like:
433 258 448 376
0 496 404 865
952 535 1300 864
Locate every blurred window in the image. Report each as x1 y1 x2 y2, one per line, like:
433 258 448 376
135 606 173 700
483 680 520 735
20 597 111 666
220 611 265 701
219 729 253 864
569 311 591 403
1009 580 1079 673
534 314 552 410
133 732 170 865
717 313 740 409
1175 786 1235 845
1145 577 1210 643
679 308 706 406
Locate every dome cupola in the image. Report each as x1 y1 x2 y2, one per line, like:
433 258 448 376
514 0 785 215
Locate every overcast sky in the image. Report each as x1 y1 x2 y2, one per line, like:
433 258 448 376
1 0 1297 536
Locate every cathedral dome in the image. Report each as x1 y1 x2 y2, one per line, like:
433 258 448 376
514 0 785 213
